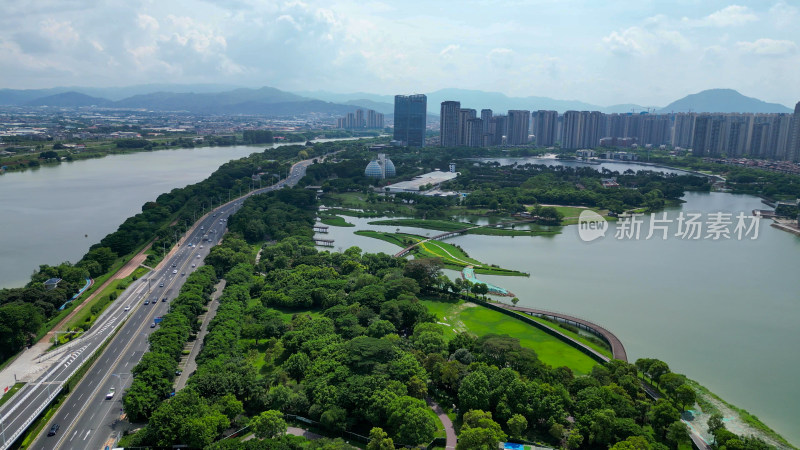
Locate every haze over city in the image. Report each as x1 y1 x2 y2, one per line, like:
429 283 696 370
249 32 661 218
2 0 799 107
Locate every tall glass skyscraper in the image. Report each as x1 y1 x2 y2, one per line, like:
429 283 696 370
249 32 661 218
393 94 427 147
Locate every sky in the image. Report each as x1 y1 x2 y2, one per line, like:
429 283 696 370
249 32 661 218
1 0 799 107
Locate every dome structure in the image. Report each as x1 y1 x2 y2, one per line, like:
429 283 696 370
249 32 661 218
365 160 383 178
383 158 396 177
364 153 395 179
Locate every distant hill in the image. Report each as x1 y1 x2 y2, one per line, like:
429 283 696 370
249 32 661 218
342 99 394 115
114 86 309 111
658 89 792 114
25 92 112 107
0 85 794 116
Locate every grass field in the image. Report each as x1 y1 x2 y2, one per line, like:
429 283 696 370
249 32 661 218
0 383 24 407
354 231 526 276
421 299 598 375
367 218 559 237
522 314 612 358
318 214 355 227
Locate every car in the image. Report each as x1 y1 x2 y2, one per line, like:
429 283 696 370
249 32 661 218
196 254 201 258
150 322 156 328
124 306 131 311
199 245 204 249
152 300 157 306
172 269 178 274
106 387 115 400
144 300 150 305
172 263 176 267
181 272 185 276
159 282 164 287
47 424 59 436
162 297 167 302
175 370 183 376
191 264 196 268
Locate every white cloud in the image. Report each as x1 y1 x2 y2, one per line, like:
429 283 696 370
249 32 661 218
769 1 799 29
737 38 797 56
487 48 514 69
684 5 757 27
602 27 690 56
439 44 460 58
137 14 159 31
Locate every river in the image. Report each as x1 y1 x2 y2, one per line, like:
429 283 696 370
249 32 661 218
317 171 800 445
0 139 361 289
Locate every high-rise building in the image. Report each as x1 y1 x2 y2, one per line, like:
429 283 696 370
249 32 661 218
481 109 493 134
393 94 427 147
491 115 507 146
367 110 384 129
440 101 461 147
790 102 800 162
562 110 582 150
458 109 477 146
355 109 365 129
466 118 483 147
533 110 558 147
506 110 530 145
671 113 695 148
691 115 711 156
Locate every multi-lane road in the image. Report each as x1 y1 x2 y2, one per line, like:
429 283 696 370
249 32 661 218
0 156 315 450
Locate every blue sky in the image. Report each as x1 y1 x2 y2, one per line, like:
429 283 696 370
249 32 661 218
1 0 798 107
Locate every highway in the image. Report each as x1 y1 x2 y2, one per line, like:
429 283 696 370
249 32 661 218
0 156 316 450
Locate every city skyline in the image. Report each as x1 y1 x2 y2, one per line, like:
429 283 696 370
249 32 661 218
1 1 799 107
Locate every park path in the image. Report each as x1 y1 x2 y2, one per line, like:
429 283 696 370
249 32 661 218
427 398 456 449
174 279 226 391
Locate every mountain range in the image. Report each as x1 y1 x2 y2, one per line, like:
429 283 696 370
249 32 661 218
0 84 793 116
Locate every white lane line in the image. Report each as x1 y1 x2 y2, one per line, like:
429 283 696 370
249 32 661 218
77 393 84 401
70 430 77 441
83 429 91 440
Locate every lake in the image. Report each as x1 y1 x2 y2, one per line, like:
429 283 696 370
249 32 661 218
0 139 359 289
317 189 800 446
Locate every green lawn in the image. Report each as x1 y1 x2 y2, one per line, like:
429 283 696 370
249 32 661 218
0 383 24 407
319 214 355 227
421 299 598 375
368 218 559 237
523 314 612 358
354 231 526 276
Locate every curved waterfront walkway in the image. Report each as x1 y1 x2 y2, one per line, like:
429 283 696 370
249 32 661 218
500 304 627 362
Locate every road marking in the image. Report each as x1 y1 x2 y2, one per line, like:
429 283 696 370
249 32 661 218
78 393 84 401
70 430 77 441
83 429 91 440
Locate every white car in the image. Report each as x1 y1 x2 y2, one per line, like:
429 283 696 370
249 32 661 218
173 270 178 274
124 306 131 311
106 387 115 400
197 254 201 258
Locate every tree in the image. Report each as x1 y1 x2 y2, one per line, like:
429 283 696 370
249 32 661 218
403 258 443 291
457 410 507 450
511 297 519 306
471 283 489 297
649 399 680 439
459 372 490 412
251 410 287 439
367 427 395 450
675 384 696 411
507 414 528 439
610 436 652 450
665 421 691 447
707 413 724 436
647 360 670 385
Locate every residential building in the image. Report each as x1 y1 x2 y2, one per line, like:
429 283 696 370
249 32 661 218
440 101 460 147
506 110 530 145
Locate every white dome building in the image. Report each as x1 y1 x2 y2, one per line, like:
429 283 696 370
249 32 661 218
364 153 395 179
